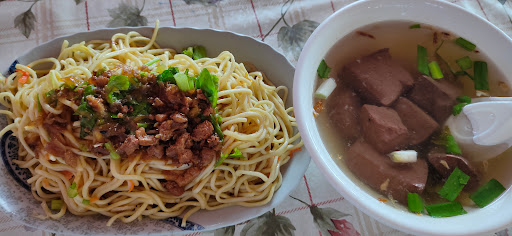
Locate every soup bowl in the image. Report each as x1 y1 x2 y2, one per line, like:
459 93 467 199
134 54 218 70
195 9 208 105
294 0 512 235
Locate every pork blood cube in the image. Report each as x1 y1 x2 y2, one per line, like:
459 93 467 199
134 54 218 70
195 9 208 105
345 140 428 204
340 48 414 106
360 104 408 154
393 97 439 145
326 86 362 141
408 75 461 123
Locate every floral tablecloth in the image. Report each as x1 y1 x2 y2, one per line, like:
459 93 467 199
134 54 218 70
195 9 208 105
0 0 511 235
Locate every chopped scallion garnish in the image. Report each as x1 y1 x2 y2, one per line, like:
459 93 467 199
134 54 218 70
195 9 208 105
452 103 469 116
144 58 161 66
428 61 443 79
438 168 470 201
82 199 90 205
51 200 63 210
317 59 331 79
137 123 148 128
474 61 489 90
314 78 337 99
104 142 120 160
470 178 506 208
446 134 462 155
425 202 467 217
409 24 421 29
407 193 424 213
455 37 476 51
175 73 194 91
456 56 473 70
456 96 472 104
67 182 78 198
417 45 430 76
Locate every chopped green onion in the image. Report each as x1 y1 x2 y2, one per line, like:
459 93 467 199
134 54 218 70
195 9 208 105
438 168 470 201
196 68 219 107
137 123 148 128
82 199 90 205
175 73 193 91
140 72 147 77
407 193 424 213
389 150 417 163
417 45 430 76
96 66 107 76
456 56 473 70
182 46 207 60
425 202 467 217
474 61 489 90
210 114 224 142
144 58 161 66
409 24 421 29
470 178 506 208
456 96 472 104
51 200 63 210
104 142 120 160
215 153 228 167
452 103 468 116
36 96 42 112
455 37 476 51
67 182 78 198
317 59 331 79
445 134 462 155
314 78 337 99
428 61 444 79
155 64 167 74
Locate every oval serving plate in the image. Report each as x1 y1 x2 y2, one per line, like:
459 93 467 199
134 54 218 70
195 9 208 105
0 27 309 235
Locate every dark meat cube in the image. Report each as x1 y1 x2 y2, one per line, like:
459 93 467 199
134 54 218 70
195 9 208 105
345 140 428 204
393 97 439 145
428 153 480 190
360 104 408 154
326 86 362 141
340 48 414 106
408 75 461 123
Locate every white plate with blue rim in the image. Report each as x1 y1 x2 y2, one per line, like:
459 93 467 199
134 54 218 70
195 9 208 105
0 27 310 235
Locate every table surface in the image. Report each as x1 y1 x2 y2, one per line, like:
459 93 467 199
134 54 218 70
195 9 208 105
1 0 511 235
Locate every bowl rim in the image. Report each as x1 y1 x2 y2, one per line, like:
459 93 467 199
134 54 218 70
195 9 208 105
0 25 310 235
294 0 512 235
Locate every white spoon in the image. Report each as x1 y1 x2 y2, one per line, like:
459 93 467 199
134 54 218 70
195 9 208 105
446 97 512 162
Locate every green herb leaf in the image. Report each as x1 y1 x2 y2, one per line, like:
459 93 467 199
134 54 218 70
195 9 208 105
474 61 489 90
196 68 219 107
407 193 424 213
210 114 224 142
129 101 151 117
456 56 473 70
51 200 63 210
175 73 194 91
157 67 179 83
82 199 90 205
425 202 467 217
79 116 97 138
417 45 430 76
182 47 193 58
455 37 476 51
317 59 331 79
228 148 245 158
107 75 130 91
470 178 506 208
182 46 207 60
137 123 148 128
438 167 470 201
104 142 120 160
96 66 107 76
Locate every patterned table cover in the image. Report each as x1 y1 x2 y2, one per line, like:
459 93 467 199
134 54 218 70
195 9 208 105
0 0 511 235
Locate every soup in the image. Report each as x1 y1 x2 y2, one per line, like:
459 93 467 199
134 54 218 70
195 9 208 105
314 21 512 216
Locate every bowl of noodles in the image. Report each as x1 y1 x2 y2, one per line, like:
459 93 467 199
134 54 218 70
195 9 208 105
0 22 308 235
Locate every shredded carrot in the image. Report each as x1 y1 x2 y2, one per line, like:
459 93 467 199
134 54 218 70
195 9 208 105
128 180 134 192
60 170 74 180
90 196 99 203
42 179 49 188
289 147 302 158
378 198 388 203
16 69 30 85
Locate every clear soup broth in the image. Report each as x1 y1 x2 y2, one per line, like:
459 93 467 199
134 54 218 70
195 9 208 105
316 20 512 211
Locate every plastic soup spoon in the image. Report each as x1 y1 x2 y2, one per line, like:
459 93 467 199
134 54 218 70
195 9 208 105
447 97 512 162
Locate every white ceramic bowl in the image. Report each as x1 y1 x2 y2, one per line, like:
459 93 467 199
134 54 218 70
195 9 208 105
294 0 512 235
0 27 310 235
